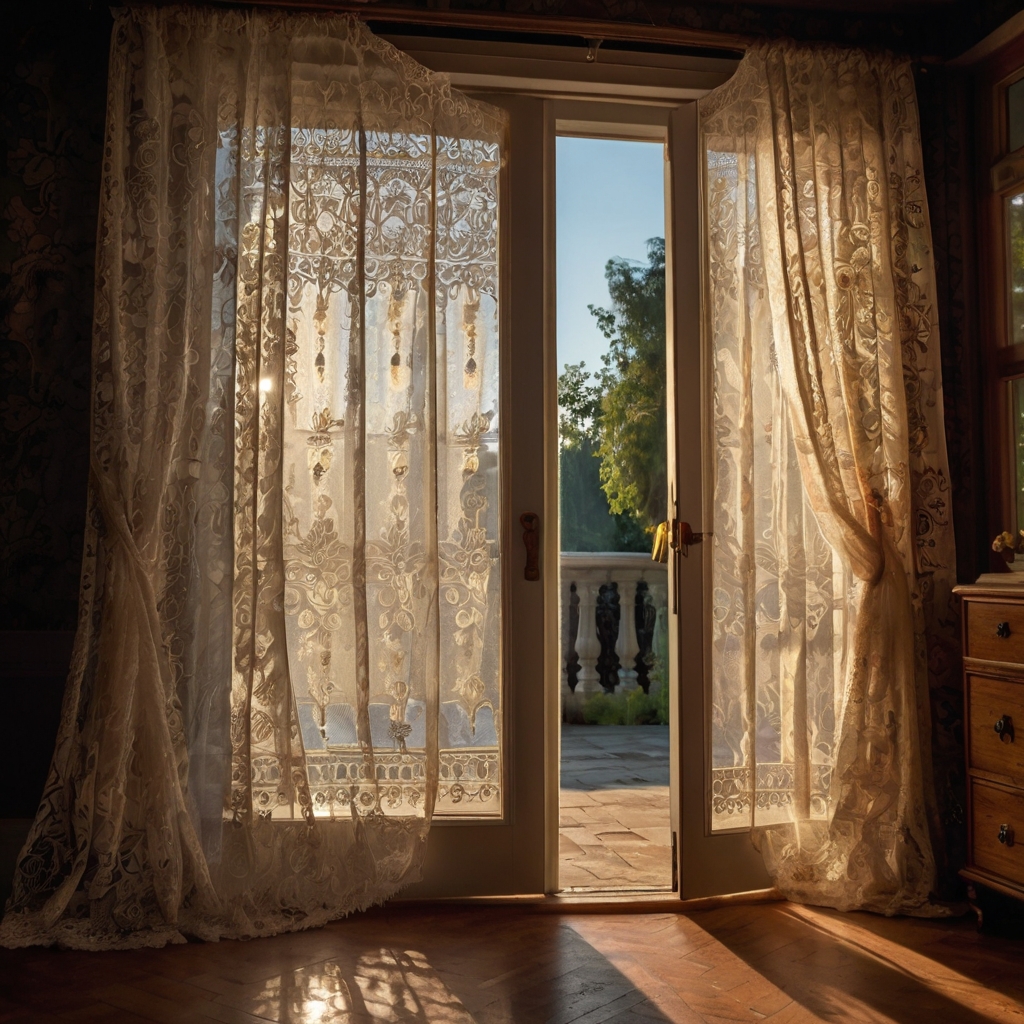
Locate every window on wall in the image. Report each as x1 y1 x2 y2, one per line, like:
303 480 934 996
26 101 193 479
1008 188 1024 531
981 43 1024 537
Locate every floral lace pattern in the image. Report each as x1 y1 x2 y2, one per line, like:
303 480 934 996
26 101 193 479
0 6 505 950
701 43 956 914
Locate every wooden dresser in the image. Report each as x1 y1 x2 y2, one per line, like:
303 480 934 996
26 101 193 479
956 579 1024 904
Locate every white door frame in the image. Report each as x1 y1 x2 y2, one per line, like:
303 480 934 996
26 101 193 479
392 35 764 898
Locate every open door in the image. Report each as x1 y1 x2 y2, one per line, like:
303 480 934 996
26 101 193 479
666 103 771 899
399 92 552 899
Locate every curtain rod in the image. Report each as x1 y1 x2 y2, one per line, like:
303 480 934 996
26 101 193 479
208 0 752 54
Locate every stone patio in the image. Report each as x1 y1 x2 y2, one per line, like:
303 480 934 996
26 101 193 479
559 723 672 892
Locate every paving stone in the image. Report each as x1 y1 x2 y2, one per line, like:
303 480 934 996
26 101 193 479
560 725 672 891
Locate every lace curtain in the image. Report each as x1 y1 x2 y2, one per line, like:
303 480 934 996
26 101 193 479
0 6 504 950
701 43 956 914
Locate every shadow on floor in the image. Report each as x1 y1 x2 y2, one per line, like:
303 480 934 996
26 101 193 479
0 905 676 1023
688 900 1023 1024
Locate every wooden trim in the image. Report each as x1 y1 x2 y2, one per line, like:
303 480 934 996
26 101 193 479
964 655 1024 678
966 764 1024 790
960 865 1024 901
232 1 753 53
951 10 1024 68
954 584 1024 599
994 341 1024 377
391 886 783 914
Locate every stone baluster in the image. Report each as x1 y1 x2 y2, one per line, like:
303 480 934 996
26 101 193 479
647 580 668 695
560 575 574 697
573 578 603 695
615 576 640 692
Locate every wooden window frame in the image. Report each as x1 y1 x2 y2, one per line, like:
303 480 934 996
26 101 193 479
976 30 1024 539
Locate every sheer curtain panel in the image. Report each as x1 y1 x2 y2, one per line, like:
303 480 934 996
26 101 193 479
701 43 957 914
0 6 505 950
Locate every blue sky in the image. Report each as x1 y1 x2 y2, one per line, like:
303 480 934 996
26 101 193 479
556 136 666 377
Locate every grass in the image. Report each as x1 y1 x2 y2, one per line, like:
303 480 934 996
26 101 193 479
579 684 669 725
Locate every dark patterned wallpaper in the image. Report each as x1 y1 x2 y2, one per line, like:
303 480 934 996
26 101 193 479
0 7 110 631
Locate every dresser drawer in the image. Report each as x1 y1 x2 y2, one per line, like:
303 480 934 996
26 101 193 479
965 600 1024 663
972 779 1024 886
968 675 1024 780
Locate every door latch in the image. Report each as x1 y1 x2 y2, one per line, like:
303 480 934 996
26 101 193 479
653 520 710 562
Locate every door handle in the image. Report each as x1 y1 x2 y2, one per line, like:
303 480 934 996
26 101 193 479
995 715 1015 743
520 511 540 581
671 521 710 558
653 520 711 561
652 522 671 563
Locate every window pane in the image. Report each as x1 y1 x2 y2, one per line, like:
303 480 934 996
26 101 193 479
1010 191 1024 345
1009 78 1024 154
277 126 504 822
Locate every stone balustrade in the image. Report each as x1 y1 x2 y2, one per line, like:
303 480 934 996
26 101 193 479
560 552 668 708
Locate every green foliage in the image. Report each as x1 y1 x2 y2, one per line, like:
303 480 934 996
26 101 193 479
558 362 648 552
557 236 667 548
557 237 667 549
558 361 602 451
580 689 667 726
590 237 667 530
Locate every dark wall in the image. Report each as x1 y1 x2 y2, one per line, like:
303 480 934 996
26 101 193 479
0 6 109 632
915 65 982 893
376 0 1023 60
0 5 110 817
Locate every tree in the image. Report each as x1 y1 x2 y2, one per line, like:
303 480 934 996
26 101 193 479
556 237 667 551
558 362 647 552
590 237 667 531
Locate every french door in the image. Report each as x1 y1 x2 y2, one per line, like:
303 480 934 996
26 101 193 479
401 94 552 897
666 105 770 899
393 46 767 899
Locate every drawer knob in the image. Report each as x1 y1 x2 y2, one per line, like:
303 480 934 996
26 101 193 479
999 824 1015 846
996 715 1016 742
997 621 1012 638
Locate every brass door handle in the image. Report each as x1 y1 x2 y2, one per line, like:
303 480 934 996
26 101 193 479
654 520 711 561
995 715 1015 743
652 522 670 563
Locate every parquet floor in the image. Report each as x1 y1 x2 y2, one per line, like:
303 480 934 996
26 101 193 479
2 899 1024 1023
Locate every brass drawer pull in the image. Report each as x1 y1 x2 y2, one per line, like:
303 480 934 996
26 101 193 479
996 715 1016 743
997 621 1012 638
999 824 1015 846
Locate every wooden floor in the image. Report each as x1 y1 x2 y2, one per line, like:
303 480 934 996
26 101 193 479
2 900 1024 1023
